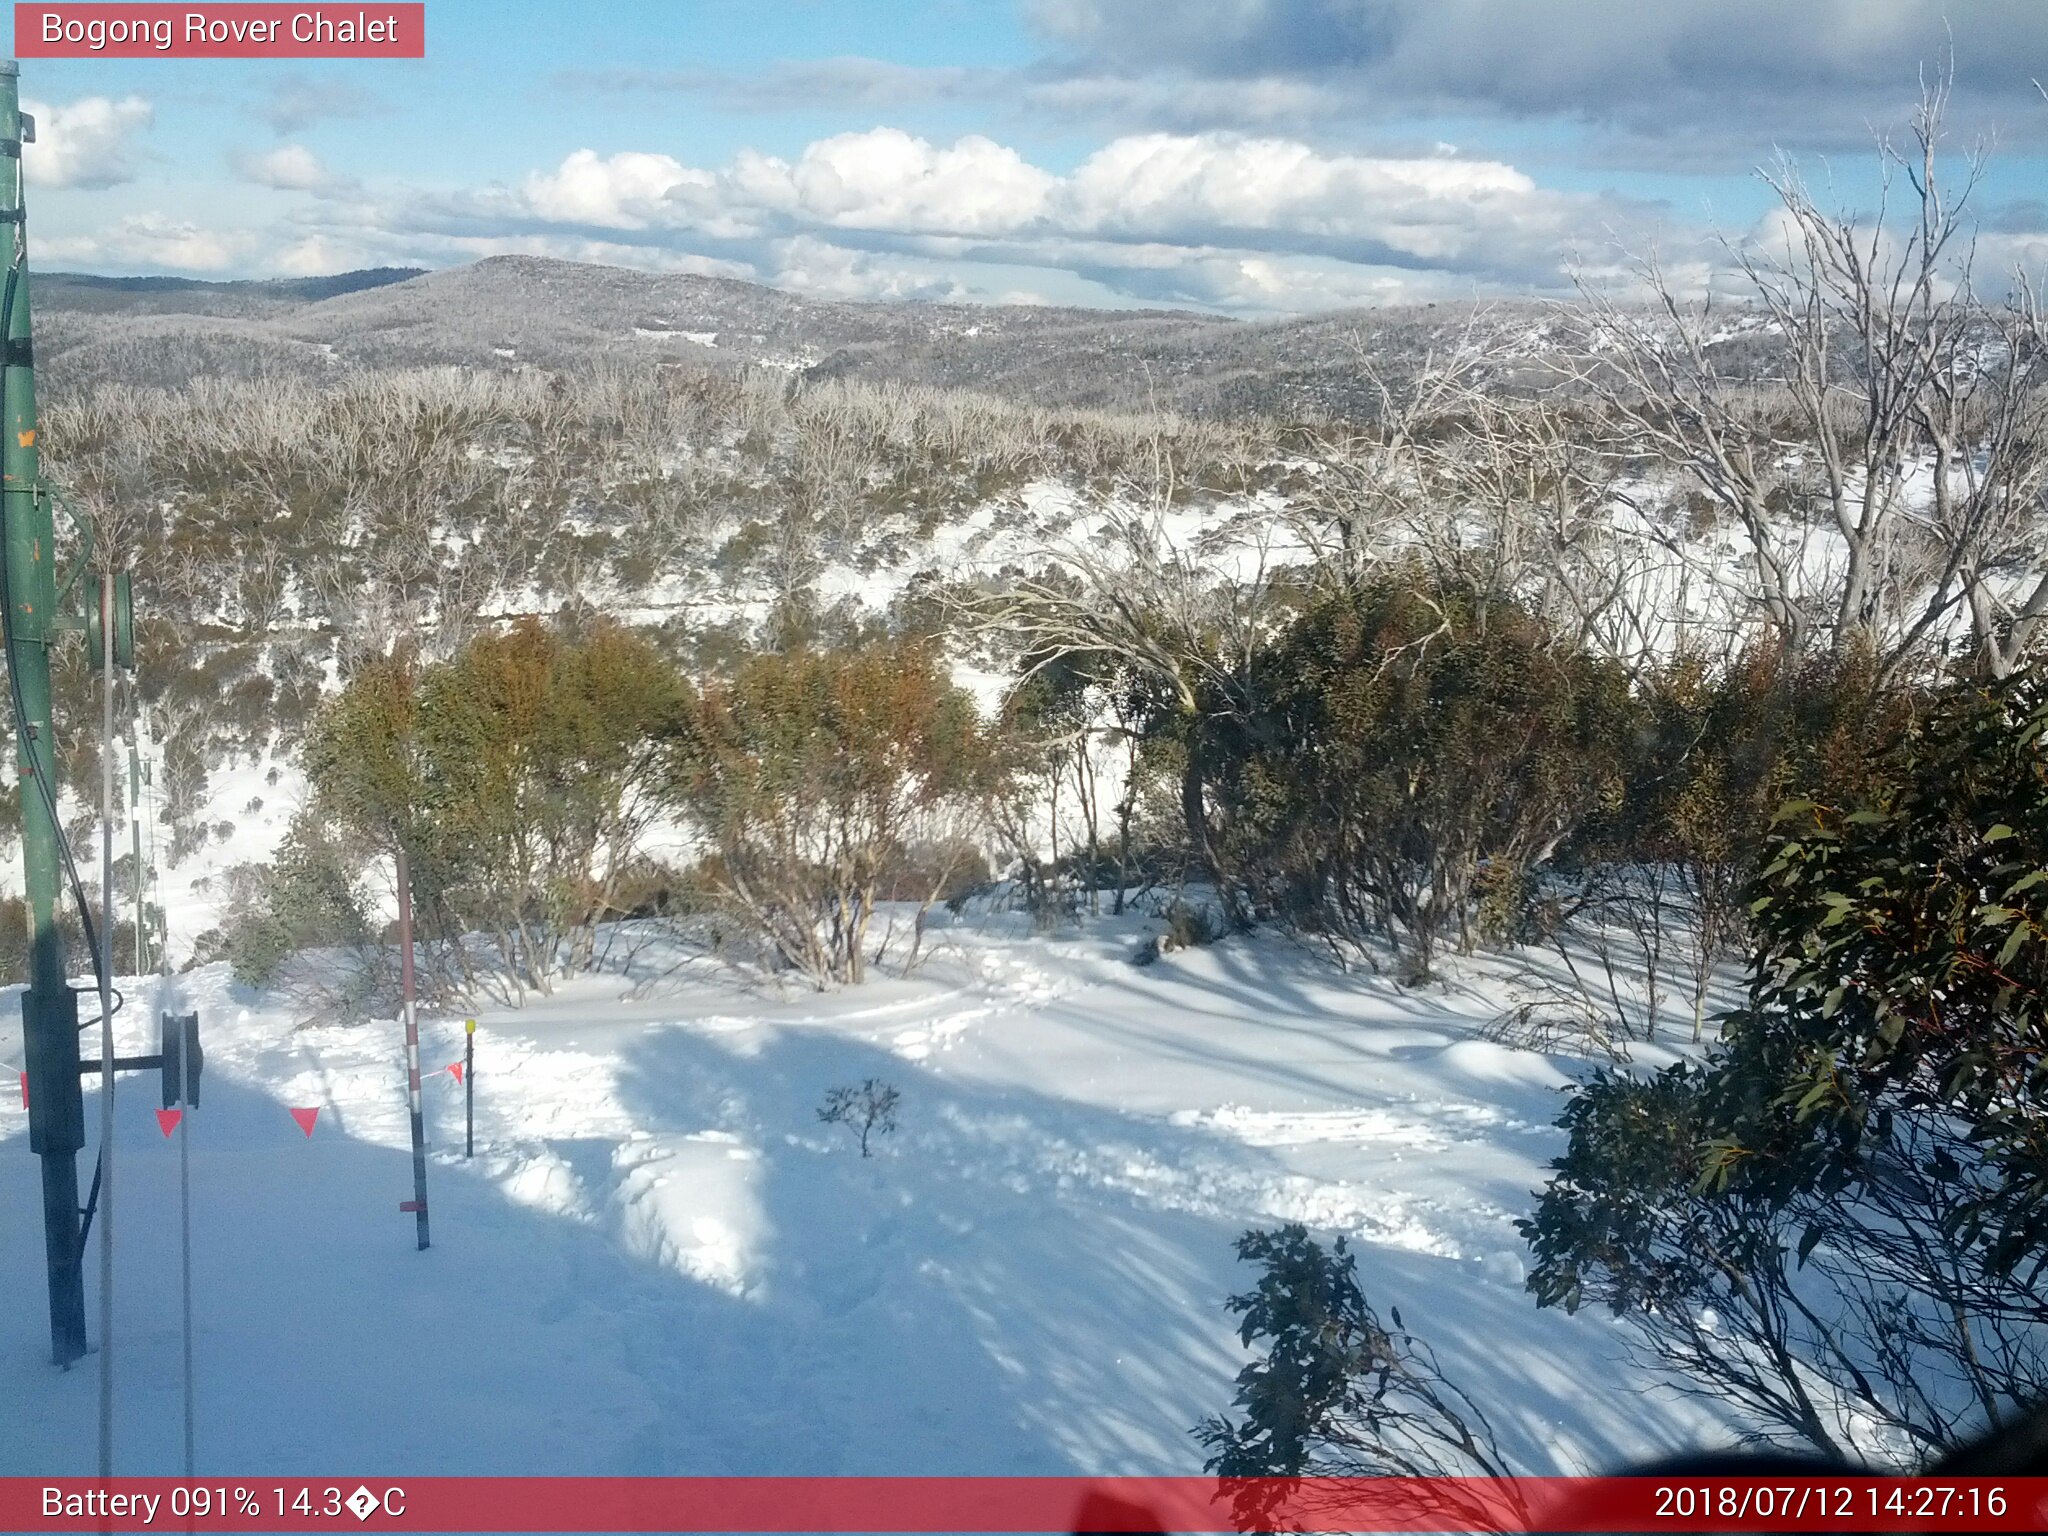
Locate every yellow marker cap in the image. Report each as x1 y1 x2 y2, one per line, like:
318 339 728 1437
466 1018 477 1032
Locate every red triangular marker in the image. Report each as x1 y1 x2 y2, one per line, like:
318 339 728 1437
289 1106 320 1138
156 1108 182 1138
447 1061 464 1085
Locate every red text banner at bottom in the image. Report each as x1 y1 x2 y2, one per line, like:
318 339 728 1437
6 1476 2048 1533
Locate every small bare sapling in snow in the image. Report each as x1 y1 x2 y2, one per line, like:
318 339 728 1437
818 1078 900 1157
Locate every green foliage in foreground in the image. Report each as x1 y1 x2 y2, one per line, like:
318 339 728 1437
1195 1225 1522 1531
1523 672 2048 1459
1729 674 2048 1273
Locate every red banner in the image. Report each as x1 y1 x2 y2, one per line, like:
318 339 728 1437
3 1476 2047 1532
13 4 425 58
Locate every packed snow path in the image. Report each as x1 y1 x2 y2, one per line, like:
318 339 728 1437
1 913 1733 1476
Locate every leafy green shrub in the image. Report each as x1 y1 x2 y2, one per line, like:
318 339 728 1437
1206 575 1634 975
303 619 689 994
205 819 375 989
669 638 1007 986
1196 1225 1523 1531
1523 672 2048 1460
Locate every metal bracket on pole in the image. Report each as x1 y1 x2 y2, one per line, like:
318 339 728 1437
87 569 134 669
159 1012 202 1108
72 1012 202 1109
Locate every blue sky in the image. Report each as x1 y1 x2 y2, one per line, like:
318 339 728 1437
14 0 2048 313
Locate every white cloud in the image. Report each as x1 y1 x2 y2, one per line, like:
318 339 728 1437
403 126 1638 308
778 130 1057 235
22 95 153 190
236 143 350 194
50 120 1710 311
521 149 709 229
1062 133 1560 264
274 234 366 275
40 213 252 272
766 233 971 302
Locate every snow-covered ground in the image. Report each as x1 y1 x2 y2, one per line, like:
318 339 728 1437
0 910 1735 1477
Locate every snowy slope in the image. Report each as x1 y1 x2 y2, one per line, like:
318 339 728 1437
0 912 1735 1478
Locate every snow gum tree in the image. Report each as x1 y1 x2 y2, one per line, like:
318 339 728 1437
1204 571 1635 977
668 638 1007 987
952 452 1297 910
299 619 689 997
1564 70 2048 684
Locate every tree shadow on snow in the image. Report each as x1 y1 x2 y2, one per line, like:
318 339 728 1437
602 1019 1739 1477
0 1072 750 1476
0 994 1739 1481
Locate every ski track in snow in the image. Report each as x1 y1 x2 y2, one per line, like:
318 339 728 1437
0 913 1739 1478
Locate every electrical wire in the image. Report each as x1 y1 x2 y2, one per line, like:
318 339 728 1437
76 988 126 1031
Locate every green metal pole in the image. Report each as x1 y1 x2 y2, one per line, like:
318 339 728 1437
2 58 88 1368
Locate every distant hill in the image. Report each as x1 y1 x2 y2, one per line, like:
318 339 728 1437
41 267 426 301
29 254 1533 419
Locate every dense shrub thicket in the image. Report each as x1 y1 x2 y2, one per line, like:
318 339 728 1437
1205 575 1636 977
209 622 1006 998
195 571 1943 1016
672 638 1004 984
1522 674 2048 1459
1005 565 1919 995
208 619 689 998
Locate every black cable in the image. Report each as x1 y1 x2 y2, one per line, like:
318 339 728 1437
76 986 126 1032
77 1147 101 1258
